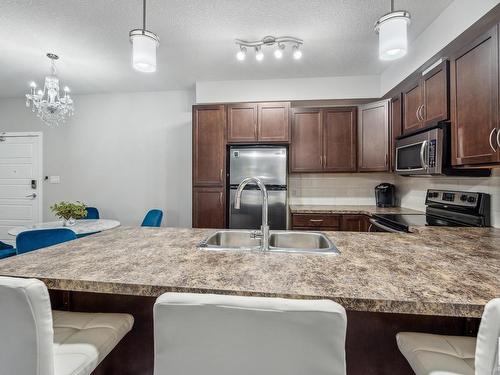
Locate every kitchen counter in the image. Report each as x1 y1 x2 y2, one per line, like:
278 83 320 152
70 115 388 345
0 226 498 318
289 204 423 215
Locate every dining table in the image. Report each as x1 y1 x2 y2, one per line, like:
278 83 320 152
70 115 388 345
8 219 121 237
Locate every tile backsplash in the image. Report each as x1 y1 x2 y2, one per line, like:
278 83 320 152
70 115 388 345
289 173 396 205
289 169 500 228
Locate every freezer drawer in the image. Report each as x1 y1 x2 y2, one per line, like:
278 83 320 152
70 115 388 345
229 146 287 186
229 188 287 230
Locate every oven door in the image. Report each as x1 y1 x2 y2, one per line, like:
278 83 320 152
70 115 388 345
395 128 443 175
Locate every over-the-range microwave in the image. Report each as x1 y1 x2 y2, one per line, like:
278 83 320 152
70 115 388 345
395 123 490 177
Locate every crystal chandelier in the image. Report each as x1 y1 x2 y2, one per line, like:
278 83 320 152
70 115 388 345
25 53 74 127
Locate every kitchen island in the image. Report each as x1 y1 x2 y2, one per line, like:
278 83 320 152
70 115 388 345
0 225 498 318
0 225 498 375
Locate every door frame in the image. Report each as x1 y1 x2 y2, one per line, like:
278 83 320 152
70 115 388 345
0 131 44 224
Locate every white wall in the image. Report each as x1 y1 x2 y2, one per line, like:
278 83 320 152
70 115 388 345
195 75 380 104
396 171 500 228
380 0 499 95
0 90 194 227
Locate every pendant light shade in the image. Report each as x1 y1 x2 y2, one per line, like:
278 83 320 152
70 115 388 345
130 30 159 72
129 0 159 73
375 1 410 61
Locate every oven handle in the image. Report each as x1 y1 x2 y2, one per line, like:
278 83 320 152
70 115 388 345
420 140 428 170
368 218 402 233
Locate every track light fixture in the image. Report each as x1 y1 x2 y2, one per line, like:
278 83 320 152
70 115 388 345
235 36 303 62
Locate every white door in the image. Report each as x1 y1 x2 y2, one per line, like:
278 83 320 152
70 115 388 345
0 133 43 245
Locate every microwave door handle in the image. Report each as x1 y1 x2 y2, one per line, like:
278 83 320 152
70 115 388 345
420 140 428 170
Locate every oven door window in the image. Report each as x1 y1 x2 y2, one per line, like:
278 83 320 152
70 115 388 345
397 143 424 170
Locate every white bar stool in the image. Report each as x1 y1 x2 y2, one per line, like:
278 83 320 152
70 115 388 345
397 298 500 375
0 276 134 375
153 292 347 375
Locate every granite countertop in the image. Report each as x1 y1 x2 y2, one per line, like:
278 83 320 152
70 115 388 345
0 226 498 318
289 204 423 215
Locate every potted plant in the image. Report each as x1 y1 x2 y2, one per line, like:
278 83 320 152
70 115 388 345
50 201 87 226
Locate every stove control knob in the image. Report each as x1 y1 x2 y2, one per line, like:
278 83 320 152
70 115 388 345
467 196 476 203
460 194 468 202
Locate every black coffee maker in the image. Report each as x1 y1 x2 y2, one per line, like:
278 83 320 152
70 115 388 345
375 183 396 207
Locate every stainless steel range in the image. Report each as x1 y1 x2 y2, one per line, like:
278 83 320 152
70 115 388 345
369 189 491 232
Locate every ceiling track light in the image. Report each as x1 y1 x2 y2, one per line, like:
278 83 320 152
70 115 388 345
129 0 160 73
374 0 410 61
235 35 303 61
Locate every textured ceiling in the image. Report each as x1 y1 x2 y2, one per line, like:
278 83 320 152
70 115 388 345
0 0 453 97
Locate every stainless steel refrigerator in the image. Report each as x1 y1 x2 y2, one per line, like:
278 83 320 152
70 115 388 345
229 146 287 230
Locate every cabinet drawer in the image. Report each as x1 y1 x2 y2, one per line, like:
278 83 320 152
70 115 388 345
292 214 340 228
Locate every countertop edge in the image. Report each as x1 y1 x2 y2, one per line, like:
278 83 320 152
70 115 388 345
40 277 484 318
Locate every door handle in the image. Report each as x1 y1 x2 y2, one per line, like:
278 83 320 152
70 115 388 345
323 155 327 168
25 193 37 199
319 155 323 167
420 140 428 170
420 105 425 121
219 169 223 182
416 105 421 121
489 128 497 152
219 192 223 206
309 219 324 223
496 128 500 150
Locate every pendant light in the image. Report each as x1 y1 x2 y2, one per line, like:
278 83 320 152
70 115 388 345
129 0 160 73
375 0 410 61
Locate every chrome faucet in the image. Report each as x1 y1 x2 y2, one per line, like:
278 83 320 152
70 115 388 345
234 177 269 251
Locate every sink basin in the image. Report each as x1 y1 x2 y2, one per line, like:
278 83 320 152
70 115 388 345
198 230 340 255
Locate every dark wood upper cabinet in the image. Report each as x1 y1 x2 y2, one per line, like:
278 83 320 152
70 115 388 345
402 80 423 133
192 187 225 228
402 60 449 134
257 102 290 142
227 102 290 143
192 105 226 186
323 108 357 172
227 103 257 143
290 108 323 172
422 60 449 126
451 25 499 166
358 100 389 172
390 94 402 171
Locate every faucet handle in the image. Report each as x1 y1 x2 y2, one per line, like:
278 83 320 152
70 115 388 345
250 230 263 239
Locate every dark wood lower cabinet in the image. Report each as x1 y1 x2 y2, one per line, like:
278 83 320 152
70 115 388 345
292 213 370 232
49 290 478 375
192 187 225 228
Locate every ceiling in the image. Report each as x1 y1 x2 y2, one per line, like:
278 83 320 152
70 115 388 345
0 0 453 98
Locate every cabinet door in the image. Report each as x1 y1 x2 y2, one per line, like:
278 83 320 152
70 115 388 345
422 60 449 125
323 108 357 172
358 101 389 172
390 94 402 171
193 105 226 186
340 215 369 232
290 109 323 172
258 102 290 142
192 187 225 228
402 80 423 134
227 103 257 143
451 26 499 166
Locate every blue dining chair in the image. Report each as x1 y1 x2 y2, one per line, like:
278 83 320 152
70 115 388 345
0 241 16 260
85 207 100 219
141 209 163 227
16 228 77 255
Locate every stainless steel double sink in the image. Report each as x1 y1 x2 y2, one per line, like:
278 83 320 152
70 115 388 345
198 230 340 255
